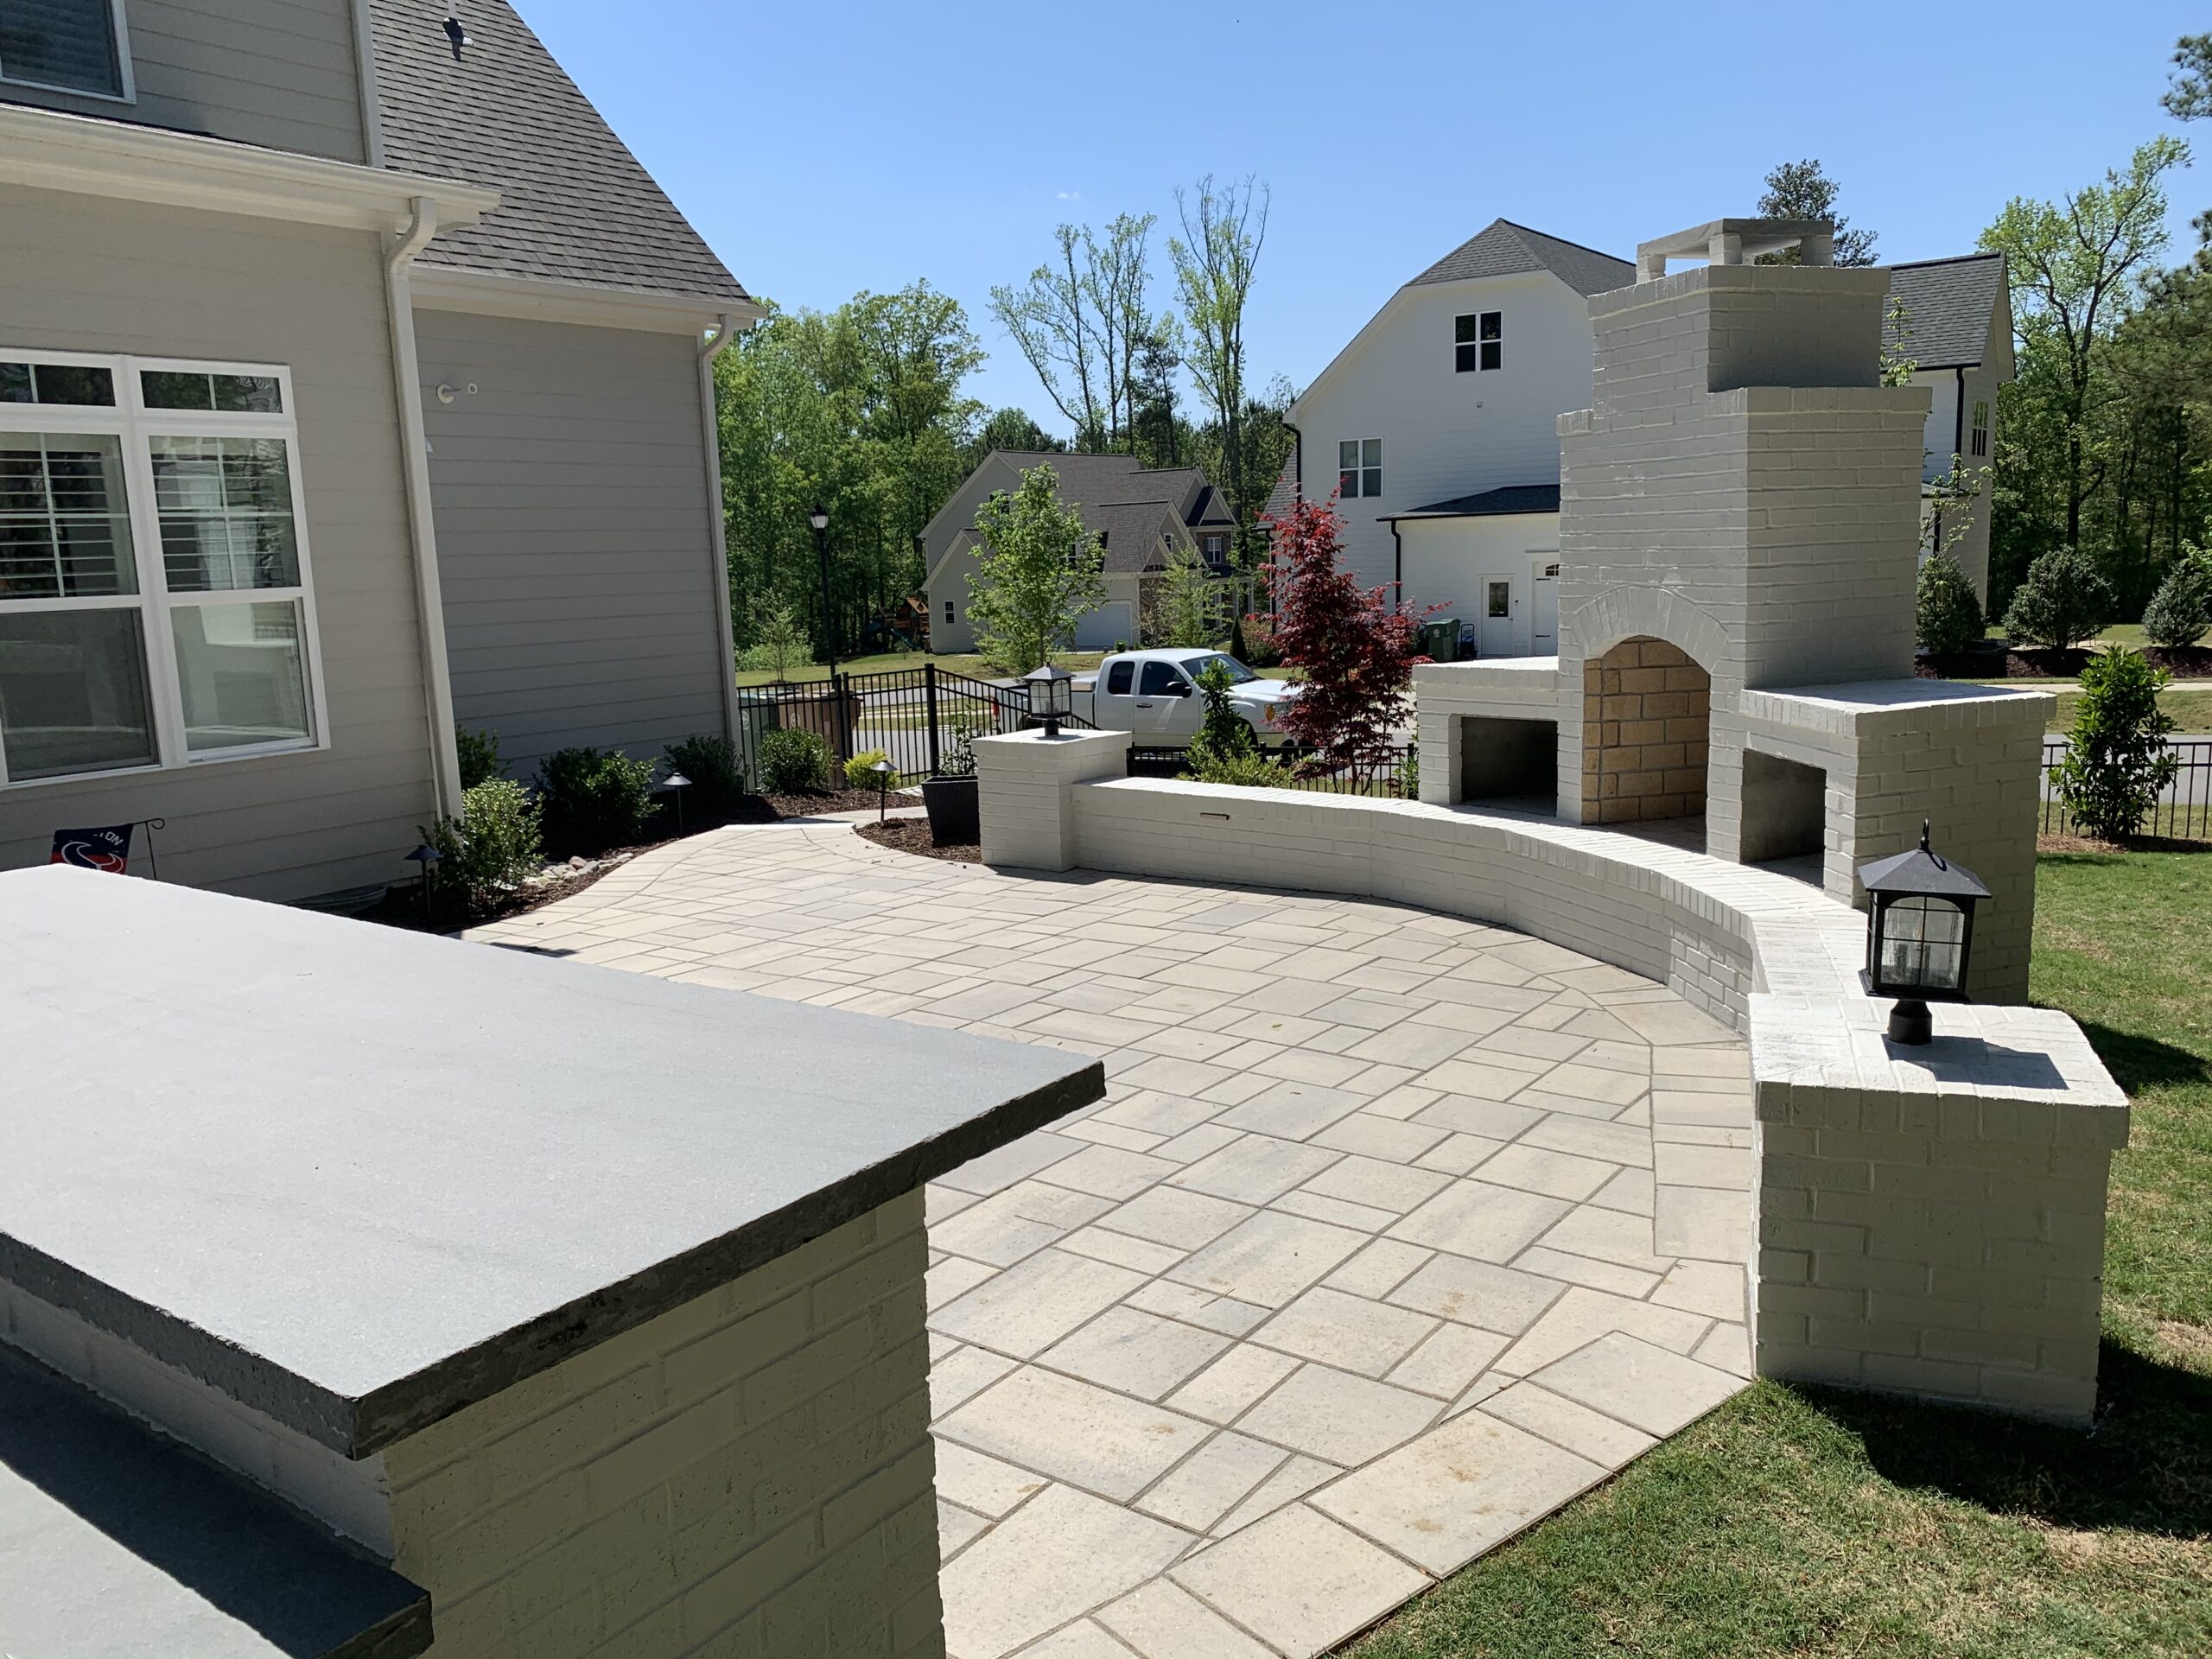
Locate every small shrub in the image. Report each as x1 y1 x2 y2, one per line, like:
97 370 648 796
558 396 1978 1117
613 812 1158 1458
535 746 657 855
2140 556 2212 649
456 724 502 790
1915 552 1985 656
757 727 830 794
843 748 903 791
1232 612 1281 669
2050 646 2177 842
2002 548 2112 649
935 720 980 779
1182 746 1294 788
1187 658 1258 773
421 779 542 910
1395 746 1420 798
664 734 749 819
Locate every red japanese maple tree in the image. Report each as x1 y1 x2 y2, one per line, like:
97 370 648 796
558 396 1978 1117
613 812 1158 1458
1264 494 1433 779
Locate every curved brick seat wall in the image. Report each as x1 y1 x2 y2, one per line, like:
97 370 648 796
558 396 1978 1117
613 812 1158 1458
976 731 2130 1424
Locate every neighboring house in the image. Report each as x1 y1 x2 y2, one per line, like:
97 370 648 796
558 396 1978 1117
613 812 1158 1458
923 452 1235 655
0 0 754 901
1885 253 2012 605
1268 220 2012 652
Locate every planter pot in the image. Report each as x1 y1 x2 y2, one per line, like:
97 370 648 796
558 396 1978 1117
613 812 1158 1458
921 776 980 846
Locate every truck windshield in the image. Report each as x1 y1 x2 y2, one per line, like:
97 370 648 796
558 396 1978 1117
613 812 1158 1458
1178 654 1258 684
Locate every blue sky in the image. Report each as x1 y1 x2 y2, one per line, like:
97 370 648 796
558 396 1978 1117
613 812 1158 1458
523 0 2205 429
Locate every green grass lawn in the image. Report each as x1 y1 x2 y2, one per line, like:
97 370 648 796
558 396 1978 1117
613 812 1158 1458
1944 681 2212 734
1347 850 2212 1658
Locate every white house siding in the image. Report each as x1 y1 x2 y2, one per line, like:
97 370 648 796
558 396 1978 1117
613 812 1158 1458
1909 357 2003 605
1395 513 1562 647
1292 272 1598 592
414 308 725 775
0 183 436 899
0 0 367 162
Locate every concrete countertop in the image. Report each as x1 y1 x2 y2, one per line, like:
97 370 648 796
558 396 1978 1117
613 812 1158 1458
0 867 1100 1457
0 1344 430 1659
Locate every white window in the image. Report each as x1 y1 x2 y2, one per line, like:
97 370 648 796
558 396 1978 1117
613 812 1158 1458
1970 399 1989 460
943 599 955 624
1454 311 1502 372
0 349 326 787
1338 438 1381 499
1201 532 1228 565
0 0 132 100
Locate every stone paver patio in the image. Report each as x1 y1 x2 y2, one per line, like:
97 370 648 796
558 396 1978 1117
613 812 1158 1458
468 820 1758 1659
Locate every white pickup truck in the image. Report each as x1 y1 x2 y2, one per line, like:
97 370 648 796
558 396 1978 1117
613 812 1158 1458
1073 649 1300 747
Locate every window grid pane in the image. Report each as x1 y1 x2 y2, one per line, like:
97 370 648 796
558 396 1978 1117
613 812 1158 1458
152 435 301 593
0 0 123 96
141 370 283 415
1878 897 1967 992
1340 468 1360 499
171 600 313 753
0 606 156 779
1454 315 1478 345
0 433 137 600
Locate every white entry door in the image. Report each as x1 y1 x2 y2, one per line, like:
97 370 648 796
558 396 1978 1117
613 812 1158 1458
1531 556 1560 656
1478 575 1518 657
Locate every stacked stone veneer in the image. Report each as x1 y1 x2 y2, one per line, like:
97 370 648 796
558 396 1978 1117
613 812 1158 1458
1582 638 1712 824
974 732 2128 1423
3 1192 943 1657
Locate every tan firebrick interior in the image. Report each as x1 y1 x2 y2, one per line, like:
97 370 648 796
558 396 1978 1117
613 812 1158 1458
1581 637 1712 823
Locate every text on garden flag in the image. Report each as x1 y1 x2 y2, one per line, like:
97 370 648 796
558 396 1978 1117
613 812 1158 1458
49 824 134 874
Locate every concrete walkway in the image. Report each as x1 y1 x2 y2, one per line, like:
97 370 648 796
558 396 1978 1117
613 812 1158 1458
468 822 1756 1659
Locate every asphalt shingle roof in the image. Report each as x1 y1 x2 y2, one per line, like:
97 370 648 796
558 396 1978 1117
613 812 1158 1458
1883 254 2005 370
370 0 746 304
1407 219 1635 298
1395 483 1562 519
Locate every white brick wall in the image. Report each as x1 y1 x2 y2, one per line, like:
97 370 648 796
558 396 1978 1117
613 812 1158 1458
975 729 1134 873
3 1192 944 1659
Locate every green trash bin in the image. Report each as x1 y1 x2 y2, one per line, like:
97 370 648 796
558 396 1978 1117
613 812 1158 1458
1421 618 1460 661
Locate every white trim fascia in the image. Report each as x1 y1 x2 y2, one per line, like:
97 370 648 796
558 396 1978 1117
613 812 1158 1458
408 266 764 336
699 315 743 749
0 102 497 232
350 0 387 168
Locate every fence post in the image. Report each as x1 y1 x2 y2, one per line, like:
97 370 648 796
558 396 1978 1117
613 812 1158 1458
925 662 941 779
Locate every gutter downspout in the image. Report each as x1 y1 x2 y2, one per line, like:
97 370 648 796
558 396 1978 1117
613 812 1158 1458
698 314 741 747
385 196 465 819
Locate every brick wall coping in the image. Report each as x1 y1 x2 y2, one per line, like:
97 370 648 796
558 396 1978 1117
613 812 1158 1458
1066 777 2124 1146
1414 658 1562 704
0 867 1101 1458
1745 679 2056 737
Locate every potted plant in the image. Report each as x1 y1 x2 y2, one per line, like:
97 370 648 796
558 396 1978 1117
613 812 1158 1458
921 725 981 846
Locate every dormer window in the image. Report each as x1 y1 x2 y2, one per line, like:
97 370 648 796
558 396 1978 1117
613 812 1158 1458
0 0 130 99
1201 532 1228 566
1455 312 1502 372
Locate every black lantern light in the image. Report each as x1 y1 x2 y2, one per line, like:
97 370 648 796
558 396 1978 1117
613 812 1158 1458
1024 663 1074 738
1856 819 1989 1046
806 503 836 677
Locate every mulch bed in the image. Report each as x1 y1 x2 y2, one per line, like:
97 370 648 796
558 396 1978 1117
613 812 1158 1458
2038 831 2209 855
855 817 979 863
1919 644 2212 679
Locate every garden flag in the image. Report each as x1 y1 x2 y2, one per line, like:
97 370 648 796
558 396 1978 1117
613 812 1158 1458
49 823 133 874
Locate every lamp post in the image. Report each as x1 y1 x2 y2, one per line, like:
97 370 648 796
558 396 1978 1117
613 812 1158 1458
807 503 836 677
1023 663 1074 738
1856 819 1989 1046
662 769 691 836
405 842 442 929
870 756 893 823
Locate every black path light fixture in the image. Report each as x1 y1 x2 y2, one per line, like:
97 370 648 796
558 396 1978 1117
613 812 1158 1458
1857 819 1990 1046
807 503 836 677
404 841 442 928
662 769 691 836
1024 663 1074 738
870 756 893 823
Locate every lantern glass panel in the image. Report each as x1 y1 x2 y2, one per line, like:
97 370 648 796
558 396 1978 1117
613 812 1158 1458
1878 896 1967 993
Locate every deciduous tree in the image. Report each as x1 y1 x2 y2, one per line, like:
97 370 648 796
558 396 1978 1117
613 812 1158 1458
1172 176 1269 561
964 463 1106 673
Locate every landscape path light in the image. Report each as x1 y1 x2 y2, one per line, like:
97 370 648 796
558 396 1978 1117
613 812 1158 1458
404 841 442 929
661 769 691 836
1857 819 1989 1045
870 756 893 823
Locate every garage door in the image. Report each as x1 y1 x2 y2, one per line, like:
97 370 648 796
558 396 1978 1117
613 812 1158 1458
1073 602 1136 652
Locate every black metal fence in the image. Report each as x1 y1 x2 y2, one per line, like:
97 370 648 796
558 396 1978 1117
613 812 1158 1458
2040 735 2212 840
1128 743 1420 800
737 664 1095 784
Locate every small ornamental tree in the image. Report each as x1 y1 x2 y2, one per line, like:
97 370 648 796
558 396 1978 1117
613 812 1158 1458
2050 646 2177 842
1915 550 1985 656
1147 539 1224 648
2002 548 2112 649
2140 550 2212 648
965 462 1106 673
1264 495 1429 780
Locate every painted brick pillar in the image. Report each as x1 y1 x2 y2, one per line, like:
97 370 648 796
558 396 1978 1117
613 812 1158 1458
973 729 1133 872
